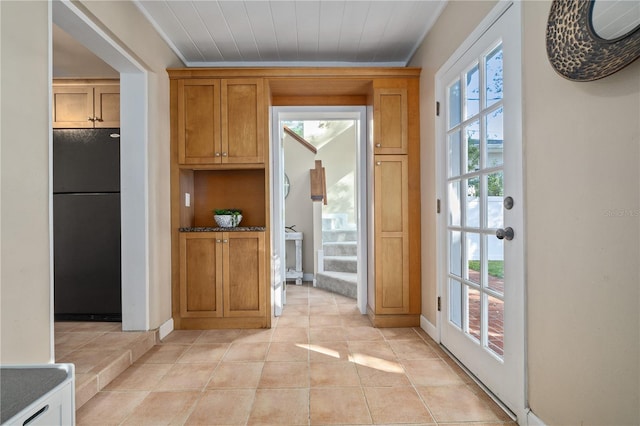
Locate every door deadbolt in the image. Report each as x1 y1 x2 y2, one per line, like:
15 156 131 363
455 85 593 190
504 196 514 210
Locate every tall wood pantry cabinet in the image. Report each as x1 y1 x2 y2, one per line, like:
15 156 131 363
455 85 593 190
170 70 270 329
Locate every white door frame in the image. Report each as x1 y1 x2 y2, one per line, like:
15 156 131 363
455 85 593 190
51 0 150 331
435 0 526 421
271 106 368 314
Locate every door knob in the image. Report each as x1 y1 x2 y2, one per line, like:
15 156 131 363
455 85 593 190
496 227 514 240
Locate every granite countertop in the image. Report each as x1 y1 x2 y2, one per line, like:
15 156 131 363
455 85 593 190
180 226 266 232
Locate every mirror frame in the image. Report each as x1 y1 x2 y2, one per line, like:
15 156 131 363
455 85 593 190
546 0 640 81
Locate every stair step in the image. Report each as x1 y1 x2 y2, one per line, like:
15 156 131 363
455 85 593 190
323 241 357 256
322 229 357 243
323 256 357 273
316 271 357 299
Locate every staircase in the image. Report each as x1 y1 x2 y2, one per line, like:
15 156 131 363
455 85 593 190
316 229 358 299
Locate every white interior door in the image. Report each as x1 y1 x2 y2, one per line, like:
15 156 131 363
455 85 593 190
437 2 524 419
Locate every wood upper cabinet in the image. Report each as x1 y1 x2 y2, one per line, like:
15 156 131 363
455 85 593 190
52 83 120 128
373 88 408 154
178 78 265 165
179 232 265 319
373 155 409 314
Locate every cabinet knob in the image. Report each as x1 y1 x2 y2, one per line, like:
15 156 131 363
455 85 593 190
376 161 381 166
375 143 381 148
222 152 228 157
95 117 103 122
216 239 222 243
223 239 228 243
215 152 221 157
88 117 96 122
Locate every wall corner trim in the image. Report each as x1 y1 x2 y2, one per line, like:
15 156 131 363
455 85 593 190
526 410 547 426
158 318 174 341
420 315 439 342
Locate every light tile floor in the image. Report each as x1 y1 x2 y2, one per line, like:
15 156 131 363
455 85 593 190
75 284 516 425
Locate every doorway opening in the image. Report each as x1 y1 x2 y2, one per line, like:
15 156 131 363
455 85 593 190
52 1 150 331
271 107 368 316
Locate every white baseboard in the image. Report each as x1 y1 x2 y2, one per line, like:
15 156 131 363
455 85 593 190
303 273 314 282
527 410 546 426
158 318 174 341
420 315 439 342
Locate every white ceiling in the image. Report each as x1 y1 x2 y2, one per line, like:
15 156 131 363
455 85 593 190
134 0 447 67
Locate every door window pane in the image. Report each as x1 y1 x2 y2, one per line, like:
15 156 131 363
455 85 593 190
487 294 504 357
465 64 480 119
450 231 462 277
486 235 504 294
449 279 462 328
449 80 462 128
466 232 481 284
448 130 461 177
465 120 480 172
486 171 504 229
485 45 503 108
465 177 480 228
448 180 461 227
486 107 504 167
466 286 481 342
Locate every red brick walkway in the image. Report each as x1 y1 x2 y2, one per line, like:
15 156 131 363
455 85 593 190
467 270 504 356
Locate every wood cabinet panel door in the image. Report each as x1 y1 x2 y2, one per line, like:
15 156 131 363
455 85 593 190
52 87 94 128
178 79 221 164
94 86 120 128
221 79 265 164
223 232 266 317
374 155 409 313
374 88 408 154
180 233 223 318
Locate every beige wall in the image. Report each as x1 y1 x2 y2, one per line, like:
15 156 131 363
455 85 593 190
77 0 181 331
1 1 53 363
0 0 181 363
522 1 639 423
411 0 640 424
284 135 315 275
409 0 498 327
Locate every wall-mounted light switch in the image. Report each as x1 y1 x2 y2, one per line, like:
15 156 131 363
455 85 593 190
185 193 191 207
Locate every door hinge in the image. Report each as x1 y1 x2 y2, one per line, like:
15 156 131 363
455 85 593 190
437 296 441 312
436 101 440 116
437 199 441 214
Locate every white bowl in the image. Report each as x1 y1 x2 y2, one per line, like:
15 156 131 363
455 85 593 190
214 214 242 228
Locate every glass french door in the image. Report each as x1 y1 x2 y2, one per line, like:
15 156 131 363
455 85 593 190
439 2 524 419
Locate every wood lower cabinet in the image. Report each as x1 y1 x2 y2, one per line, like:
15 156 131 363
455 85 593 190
52 81 119 128
179 231 266 327
177 78 264 165
373 155 409 314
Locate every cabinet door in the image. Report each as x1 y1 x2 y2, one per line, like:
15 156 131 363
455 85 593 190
94 86 120 128
52 86 94 128
374 88 408 154
374 155 409 314
221 79 264 164
222 232 265 317
179 233 223 318
178 79 221 164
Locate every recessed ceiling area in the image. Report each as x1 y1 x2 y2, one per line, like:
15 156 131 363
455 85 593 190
134 0 447 67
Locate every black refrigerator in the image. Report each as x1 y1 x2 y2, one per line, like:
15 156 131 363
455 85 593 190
53 128 122 321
